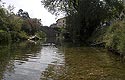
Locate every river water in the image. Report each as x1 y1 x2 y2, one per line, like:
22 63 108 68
0 41 125 80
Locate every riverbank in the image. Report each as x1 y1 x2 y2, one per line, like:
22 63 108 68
89 20 125 57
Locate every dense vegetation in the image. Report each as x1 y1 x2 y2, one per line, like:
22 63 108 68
41 0 125 54
90 20 125 54
41 0 124 42
0 1 43 44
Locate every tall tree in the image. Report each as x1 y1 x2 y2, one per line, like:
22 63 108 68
41 0 124 42
17 9 30 18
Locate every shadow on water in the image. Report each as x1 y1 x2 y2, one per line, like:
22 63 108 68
1 38 125 80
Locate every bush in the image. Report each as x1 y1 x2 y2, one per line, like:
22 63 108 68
35 31 46 39
91 21 125 54
18 31 29 40
103 21 125 53
0 31 11 43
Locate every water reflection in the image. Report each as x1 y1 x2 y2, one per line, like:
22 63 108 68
60 47 125 80
1 41 125 80
40 46 125 80
0 41 65 80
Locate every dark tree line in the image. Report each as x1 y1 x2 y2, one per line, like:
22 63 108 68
41 0 124 43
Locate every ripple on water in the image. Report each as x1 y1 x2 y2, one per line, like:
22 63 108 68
1 43 65 80
1 42 125 80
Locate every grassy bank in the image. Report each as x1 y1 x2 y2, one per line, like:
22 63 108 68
89 20 125 55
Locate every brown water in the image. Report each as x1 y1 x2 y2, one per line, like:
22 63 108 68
0 41 125 80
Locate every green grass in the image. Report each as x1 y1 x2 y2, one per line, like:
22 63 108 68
90 20 125 54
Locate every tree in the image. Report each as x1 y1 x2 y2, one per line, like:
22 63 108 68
7 5 15 14
41 0 78 15
17 9 23 16
0 7 8 31
41 0 124 42
17 9 30 18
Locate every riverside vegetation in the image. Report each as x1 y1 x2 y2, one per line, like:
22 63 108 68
0 1 45 44
90 20 125 55
41 0 125 55
1 0 125 55
1 0 125 80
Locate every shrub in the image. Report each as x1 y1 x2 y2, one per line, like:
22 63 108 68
35 31 46 39
92 21 125 54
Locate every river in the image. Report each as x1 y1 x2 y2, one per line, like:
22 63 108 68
0 40 125 80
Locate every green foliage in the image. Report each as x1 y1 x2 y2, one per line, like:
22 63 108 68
0 31 11 43
0 5 42 42
0 30 5 32
91 21 125 54
18 31 28 40
21 19 31 34
103 21 125 53
42 0 124 43
35 31 46 38
0 8 8 31
8 16 23 31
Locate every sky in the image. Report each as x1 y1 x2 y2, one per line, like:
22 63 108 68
3 0 64 26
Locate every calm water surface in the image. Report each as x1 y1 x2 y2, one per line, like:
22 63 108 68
0 41 125 80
